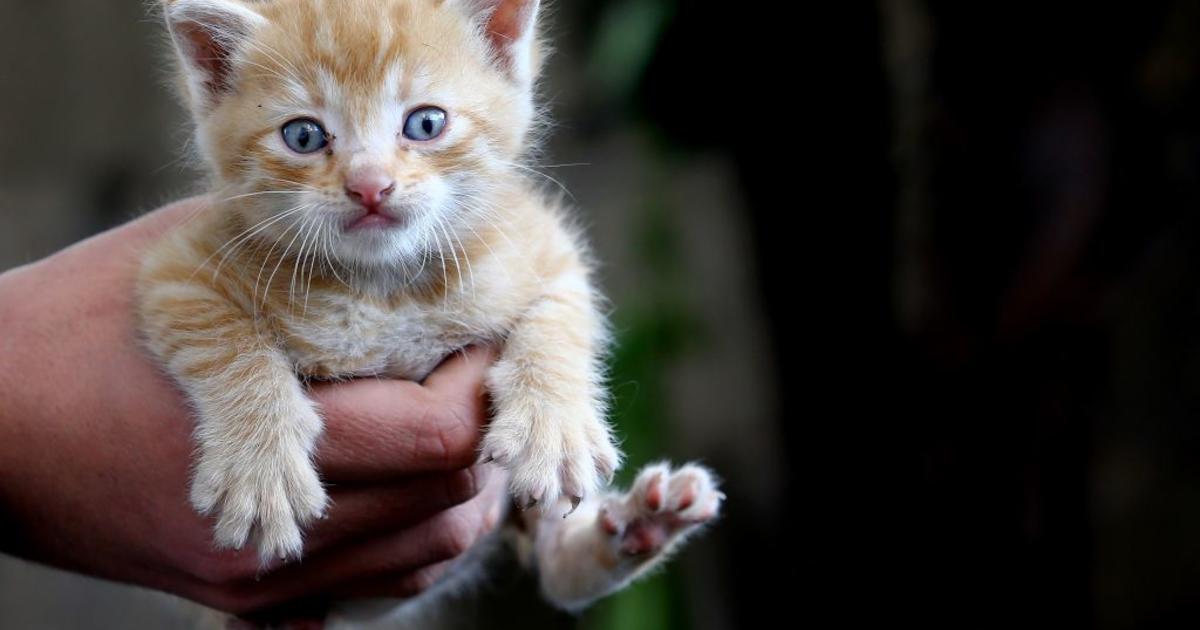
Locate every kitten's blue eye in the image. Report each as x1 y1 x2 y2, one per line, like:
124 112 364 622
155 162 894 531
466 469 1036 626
403 107 447 141
281 118 328 154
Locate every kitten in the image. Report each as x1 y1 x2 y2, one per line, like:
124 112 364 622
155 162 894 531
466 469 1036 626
138 0 721 621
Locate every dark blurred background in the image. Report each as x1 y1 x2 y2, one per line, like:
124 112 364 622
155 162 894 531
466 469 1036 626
9 1 1200 629
807 2 1200 629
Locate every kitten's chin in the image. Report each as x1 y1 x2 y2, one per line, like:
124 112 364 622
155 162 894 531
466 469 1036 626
330 223 427 271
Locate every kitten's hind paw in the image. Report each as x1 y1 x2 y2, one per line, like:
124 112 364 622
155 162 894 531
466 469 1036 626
600 462 723 557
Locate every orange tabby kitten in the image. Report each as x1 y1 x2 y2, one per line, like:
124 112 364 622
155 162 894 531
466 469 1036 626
138 0 721 618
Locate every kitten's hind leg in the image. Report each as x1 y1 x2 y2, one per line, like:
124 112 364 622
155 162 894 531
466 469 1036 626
530 462 723 611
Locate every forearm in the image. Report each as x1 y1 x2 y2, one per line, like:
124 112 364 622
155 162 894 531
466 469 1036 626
0 204 189 531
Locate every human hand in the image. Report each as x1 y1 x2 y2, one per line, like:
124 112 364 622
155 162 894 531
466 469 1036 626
0 198 506 616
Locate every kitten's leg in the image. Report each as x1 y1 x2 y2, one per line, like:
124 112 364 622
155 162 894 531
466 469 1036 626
141 282 327 563
482 251 620 510
529 462 723 611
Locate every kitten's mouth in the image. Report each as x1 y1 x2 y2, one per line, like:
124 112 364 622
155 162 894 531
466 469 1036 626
345 209 406 231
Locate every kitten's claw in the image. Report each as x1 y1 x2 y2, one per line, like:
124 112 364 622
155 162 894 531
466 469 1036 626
564 494 583 518
481 396 621 513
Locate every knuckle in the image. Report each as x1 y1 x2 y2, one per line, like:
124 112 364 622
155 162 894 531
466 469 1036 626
436 419 471 467
422 400 480 468
412 400 451 467
434 513 477 559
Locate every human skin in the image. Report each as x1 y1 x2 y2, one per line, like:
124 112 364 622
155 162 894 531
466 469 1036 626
0 197 507 616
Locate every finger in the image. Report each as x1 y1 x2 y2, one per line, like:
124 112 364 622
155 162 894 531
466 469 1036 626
235 560 455 625
230 466 508 610
312 346 496 481
422 345 498 397
330 559 455 600
302 465 492 555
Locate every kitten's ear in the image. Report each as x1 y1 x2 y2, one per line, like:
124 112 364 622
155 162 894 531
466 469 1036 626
469 0 541 83
164 0 265 110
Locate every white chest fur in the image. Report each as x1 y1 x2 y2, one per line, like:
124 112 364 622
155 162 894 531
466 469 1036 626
279 287 513 381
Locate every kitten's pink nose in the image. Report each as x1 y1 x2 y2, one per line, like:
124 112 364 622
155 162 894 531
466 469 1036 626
344 170 396 210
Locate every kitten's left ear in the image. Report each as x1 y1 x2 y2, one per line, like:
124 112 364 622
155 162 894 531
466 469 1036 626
469 0 541 84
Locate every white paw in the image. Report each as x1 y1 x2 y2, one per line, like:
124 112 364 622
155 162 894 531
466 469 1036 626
480 403 620 514
599 462 723 557
190 444 328 564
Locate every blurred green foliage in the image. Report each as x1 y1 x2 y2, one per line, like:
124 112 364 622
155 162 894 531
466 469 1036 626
586 0 676 103
583 174 703 630
578 2 702 628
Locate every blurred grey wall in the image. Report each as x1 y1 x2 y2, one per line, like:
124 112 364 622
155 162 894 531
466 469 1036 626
0 3 192 269
0 3 198 626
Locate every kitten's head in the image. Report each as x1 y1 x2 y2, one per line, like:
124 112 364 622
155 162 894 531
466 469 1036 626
164 0 542 268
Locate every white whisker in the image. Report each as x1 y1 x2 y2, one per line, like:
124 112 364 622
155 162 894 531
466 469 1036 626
443 215 477 298
289 214 320 311
429 219 450 305
190 203 308 282
217 189 307 203
320 224 351 289
254 216 302 316
263 213 310 309
498 160 576 202
262 177 322 192
433 215 465 296
303 223 324 315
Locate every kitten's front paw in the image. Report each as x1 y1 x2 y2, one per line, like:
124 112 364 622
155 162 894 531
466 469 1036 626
600 462 723 558
480 404 620 513
190 445 328 564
